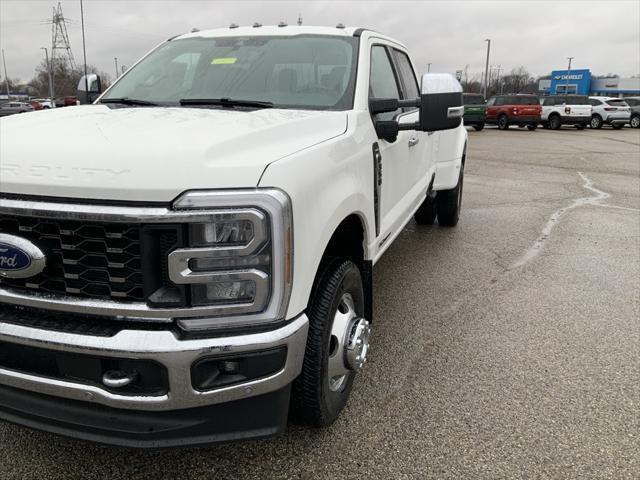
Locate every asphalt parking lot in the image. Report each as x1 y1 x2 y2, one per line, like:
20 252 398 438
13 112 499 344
1 126 638 480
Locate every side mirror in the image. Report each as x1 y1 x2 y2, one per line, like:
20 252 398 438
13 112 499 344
418 73 463 132
369 73 463 142
77 74 102 104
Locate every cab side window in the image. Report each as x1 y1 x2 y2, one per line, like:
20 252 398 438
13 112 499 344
392 50 420 102
369 45 401 121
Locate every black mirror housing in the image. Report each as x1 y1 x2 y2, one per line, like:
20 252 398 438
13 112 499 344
418 73 463 132
419 91 464 131
369 74 462 141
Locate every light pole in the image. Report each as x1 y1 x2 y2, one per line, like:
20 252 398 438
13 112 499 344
2 49 9 98
40 47 54 101
565 56 574 94
427 63 432 73
483 38 491 99
80 0 89 99
114 57 119 78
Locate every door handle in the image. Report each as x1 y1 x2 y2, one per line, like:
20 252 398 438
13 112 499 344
408 136 419 147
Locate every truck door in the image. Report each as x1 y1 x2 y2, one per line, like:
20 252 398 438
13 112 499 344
368 44 426 242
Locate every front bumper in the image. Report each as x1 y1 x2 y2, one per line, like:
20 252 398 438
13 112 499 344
0 383 292 448
0 313 308 411
463 114 485 126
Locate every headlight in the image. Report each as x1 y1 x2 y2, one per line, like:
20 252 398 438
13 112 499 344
168 189 293 331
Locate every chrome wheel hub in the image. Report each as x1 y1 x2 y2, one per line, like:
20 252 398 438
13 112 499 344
327 293 371 392
345 317 371 371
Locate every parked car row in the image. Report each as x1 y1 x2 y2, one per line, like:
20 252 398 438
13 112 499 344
463 93 640 131
0 96 78 116
0 101 34 116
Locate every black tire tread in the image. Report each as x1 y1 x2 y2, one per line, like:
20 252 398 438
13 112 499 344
436 164 464 227
290 259 359 427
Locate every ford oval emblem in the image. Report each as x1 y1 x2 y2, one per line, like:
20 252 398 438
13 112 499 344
0 233 46 279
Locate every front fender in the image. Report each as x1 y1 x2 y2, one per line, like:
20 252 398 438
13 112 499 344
258 119 375 319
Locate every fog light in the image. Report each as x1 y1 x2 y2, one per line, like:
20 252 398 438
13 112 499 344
191 348 287 391
219 361 240 374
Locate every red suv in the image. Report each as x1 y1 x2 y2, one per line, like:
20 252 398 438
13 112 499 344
486 94 541 130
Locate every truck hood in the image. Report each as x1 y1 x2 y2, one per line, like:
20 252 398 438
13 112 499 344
0 105 347 202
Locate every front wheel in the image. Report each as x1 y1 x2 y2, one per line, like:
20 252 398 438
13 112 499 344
548 115 561 130
590 115 603 129
436 163 464 227
527 124 537 131
291 259 370 427
473 123 485 131
612 124 623 130
631 115 640 129
575 124 586 130
498 115 509 130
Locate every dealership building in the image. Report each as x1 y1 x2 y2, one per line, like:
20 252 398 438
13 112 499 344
538 69 640 97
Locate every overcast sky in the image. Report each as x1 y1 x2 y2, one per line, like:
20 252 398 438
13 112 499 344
1 0 639 83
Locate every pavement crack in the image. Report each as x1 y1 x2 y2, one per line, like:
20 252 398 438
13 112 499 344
511 171 610 269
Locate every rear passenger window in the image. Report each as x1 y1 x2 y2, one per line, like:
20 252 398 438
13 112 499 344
589 99 602 106
369 46 401 120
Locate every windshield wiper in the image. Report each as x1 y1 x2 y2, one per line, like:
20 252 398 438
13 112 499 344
179 98 274 109
101 97 159 106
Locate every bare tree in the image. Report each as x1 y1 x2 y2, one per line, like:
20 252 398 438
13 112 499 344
29 59 111 98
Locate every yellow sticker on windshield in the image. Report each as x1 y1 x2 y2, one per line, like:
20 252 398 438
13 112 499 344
211 57 237 65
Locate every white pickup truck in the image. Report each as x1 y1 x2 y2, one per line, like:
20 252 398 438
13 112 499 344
0 25 467 448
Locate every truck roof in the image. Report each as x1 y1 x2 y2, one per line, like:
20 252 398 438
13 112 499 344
174 25 407 48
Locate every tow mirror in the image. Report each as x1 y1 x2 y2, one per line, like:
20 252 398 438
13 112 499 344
77 74 102 104
369 73 463 142
418 73 463 131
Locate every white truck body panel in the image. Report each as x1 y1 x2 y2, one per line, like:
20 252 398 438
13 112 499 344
0 106 347 201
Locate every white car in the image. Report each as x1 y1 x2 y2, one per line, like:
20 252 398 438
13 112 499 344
540 95 591 130
588 96 630 129
32 98 56 109
0 25 467 448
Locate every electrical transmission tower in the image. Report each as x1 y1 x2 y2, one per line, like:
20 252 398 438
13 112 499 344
50 2 76 71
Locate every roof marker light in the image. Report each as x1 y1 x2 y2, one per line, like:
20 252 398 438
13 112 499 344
229 23 239 29
278 21 287 27
336 23 345 29
252 22 262 28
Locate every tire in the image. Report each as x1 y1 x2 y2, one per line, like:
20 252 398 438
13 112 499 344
291 259 367 427
473 123 484 131
590 115 603 129
631 115 640 129
527 124 537 131
575 124 585 130
436 162 464 227
542 122 549 129
548 115 561 130
498 114 509 130
414 189 437 225
612 124 623 130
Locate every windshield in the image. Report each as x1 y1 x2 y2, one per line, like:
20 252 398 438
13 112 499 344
102 35 357 110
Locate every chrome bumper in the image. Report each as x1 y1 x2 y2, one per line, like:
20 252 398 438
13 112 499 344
0 314 308 411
